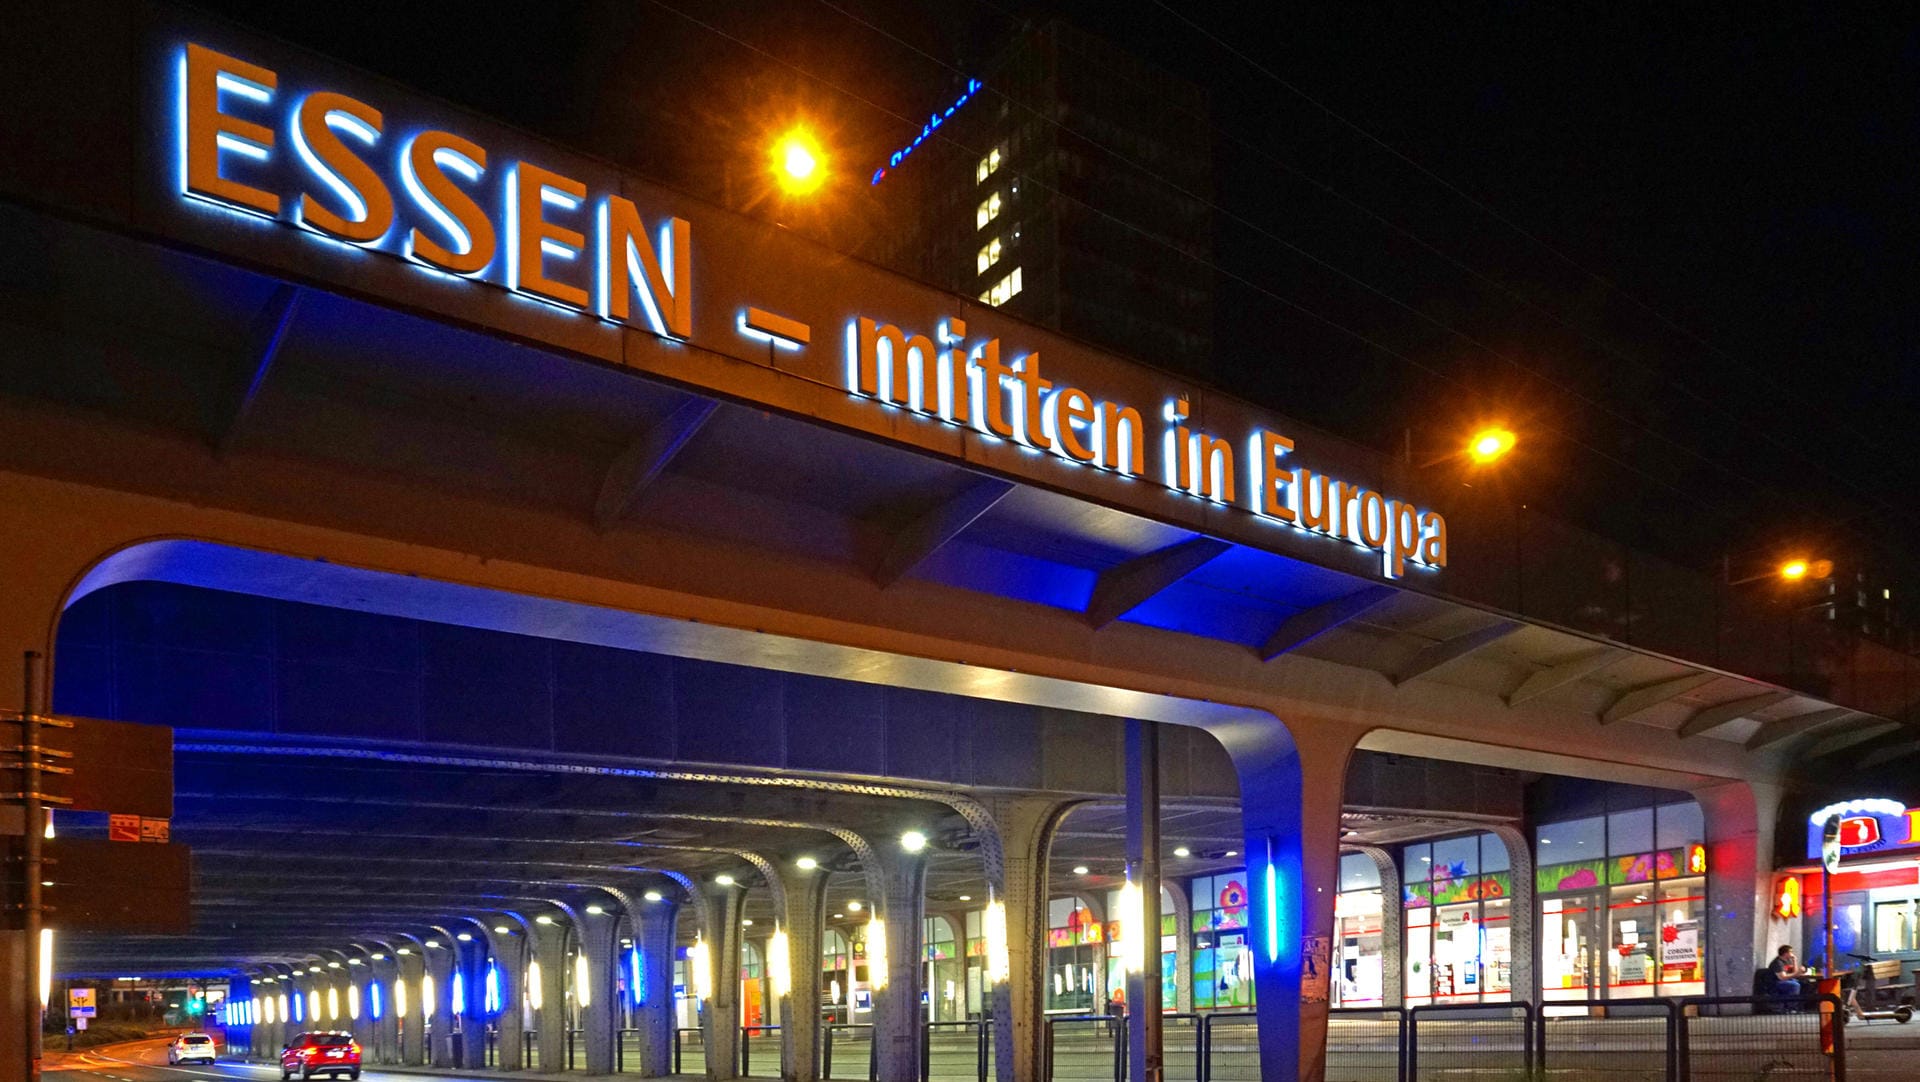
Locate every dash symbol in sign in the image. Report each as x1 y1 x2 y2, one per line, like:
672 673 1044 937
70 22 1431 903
738 307 810 351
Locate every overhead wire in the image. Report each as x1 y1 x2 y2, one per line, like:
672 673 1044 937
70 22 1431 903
801 0 1834 532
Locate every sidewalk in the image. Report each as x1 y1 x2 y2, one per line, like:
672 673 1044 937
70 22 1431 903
229 1055 778 1082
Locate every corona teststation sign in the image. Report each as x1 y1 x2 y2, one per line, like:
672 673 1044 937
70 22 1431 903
173 40 1448 580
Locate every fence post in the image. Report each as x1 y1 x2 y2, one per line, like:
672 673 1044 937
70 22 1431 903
741 1026 750 1076
1528 1002 1539 1078
978 1019 990 1082
1830 994 1846 1082
672 1027 681 1075
1043 1019 1054 1082
823 1025 835 1078
869 1025 878 1082
1395 1009 1408 1082
1405 1007 1418 1082
1196 1014 1208 1082
921 1022 931 1082
1663 999 1679 1082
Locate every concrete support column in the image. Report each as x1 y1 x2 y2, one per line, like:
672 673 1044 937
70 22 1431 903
376 951 407 1058
701 881 747 1081
1163 880 1194 1013
1351 848 1402 1006
1490 826 1535 1004
778 865 833 1082
484 922 529 1071
396 948 427 1065
871 844 929 1082
1694 780 1781 998
1219 714 1360 1082
633 900 680 1077
984 795 1078 1082
533 923 568 1071
1125 717 1164 1082
579 905 622 1074
426 941 456 1067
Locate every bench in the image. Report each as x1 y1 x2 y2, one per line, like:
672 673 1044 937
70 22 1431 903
1855 958 1914 1009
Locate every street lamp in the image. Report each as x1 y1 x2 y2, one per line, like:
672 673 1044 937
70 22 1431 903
771 126 826 196
1466 426 1517 465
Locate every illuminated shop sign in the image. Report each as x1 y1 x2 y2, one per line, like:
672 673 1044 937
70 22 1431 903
175 43 690 339
870 78 982 186
169 42 1445 579
1803 798 1920 860
845 319 1449 577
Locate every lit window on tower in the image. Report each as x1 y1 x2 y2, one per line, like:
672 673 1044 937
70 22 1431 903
977 237 1002 275
976 191 1001 230
984 266 1023 306
976 146 1002 184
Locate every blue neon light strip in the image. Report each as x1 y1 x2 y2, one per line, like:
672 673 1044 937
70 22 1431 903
871 79 982 185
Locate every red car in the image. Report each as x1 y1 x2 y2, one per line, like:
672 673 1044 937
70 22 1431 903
279 1031 360 1080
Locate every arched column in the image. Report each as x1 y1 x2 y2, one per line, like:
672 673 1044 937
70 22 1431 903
778 863 829 1082
982 795 1079 1082
1488 826 1535 1004
700 878 748 1080
868 839 929 1082
1349 846 1402 1007
366 947 401 1064
424 932 457 1067
1209 712 1358 1082
392 936 428 1066
483 917 532 1070
530 918 569 1071
632 896 681 1077
573 899 623 1075
1692 779 1782 997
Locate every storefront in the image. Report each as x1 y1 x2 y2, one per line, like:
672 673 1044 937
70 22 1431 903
1536 801 1707 1001
1781 797 1920 973
1191 872 1258 1010
1402 834 1513 1004
1332 854 1386 1007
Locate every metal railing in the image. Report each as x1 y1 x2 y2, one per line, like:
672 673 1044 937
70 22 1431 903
823 1021 876 1080
741 1023 782 1075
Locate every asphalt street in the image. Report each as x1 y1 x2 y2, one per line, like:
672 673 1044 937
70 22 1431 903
42 1038 502 1082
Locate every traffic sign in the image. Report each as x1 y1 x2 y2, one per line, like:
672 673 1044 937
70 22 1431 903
35 837 191 933
1 714 172 818
68 987 96 1018
108 814 139 842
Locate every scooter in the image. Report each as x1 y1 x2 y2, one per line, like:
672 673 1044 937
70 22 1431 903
1842 952 1915 1024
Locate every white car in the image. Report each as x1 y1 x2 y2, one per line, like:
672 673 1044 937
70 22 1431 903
168 1033 217 1065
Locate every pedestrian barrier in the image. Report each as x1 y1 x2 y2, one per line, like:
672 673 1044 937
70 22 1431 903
1323 1007 1404 1082
671 1025 702 1074
823 1021 876 1080
1406 1002 1533 1082
1537 1000 1676 1081
1043 1014 1123 1082
740 1023 782 1075
1680 994 1844 1082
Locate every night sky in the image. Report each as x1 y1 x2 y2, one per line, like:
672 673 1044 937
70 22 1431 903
195 1 1920 598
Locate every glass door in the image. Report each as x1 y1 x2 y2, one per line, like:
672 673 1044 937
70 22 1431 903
1540 893 1603 1001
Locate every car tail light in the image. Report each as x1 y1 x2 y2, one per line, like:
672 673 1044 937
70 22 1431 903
349 1043 360 1056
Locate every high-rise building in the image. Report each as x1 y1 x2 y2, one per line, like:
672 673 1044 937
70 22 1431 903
872 19 1214 380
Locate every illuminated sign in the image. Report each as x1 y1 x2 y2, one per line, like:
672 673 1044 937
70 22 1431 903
167 41 1447 581
175 43 690 339
1803 798 1920 860
870 78 982 186
843 317 1449 577
1773 875 1801 919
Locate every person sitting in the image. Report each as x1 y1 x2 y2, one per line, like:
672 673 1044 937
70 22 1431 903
1770 945 1804 1008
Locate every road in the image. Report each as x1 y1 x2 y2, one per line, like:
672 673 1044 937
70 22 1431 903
42 1038 500 1082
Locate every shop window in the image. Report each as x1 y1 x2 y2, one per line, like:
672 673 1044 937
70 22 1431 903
1538 816 1604 858
1403 843 1432 884
1655 801 1705 851
1876 900 1919 953
1340 852 1381 891
1608 809 1654 856
924 915 963 1021
1191 871 1255 1010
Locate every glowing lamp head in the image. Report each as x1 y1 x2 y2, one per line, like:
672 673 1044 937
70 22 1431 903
772 127 826 196
1780 560 1809 581
900 830 928 853
1467 426 1517 464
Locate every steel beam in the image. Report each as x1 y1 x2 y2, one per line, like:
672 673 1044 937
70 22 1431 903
1390 621 1522 686
1675 691 1790 739
1743 707 1856 751
1599 673 1718 725
592 397 717 529
1257 585 1396 661
871 477 1014 587
1504 649 1619 707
